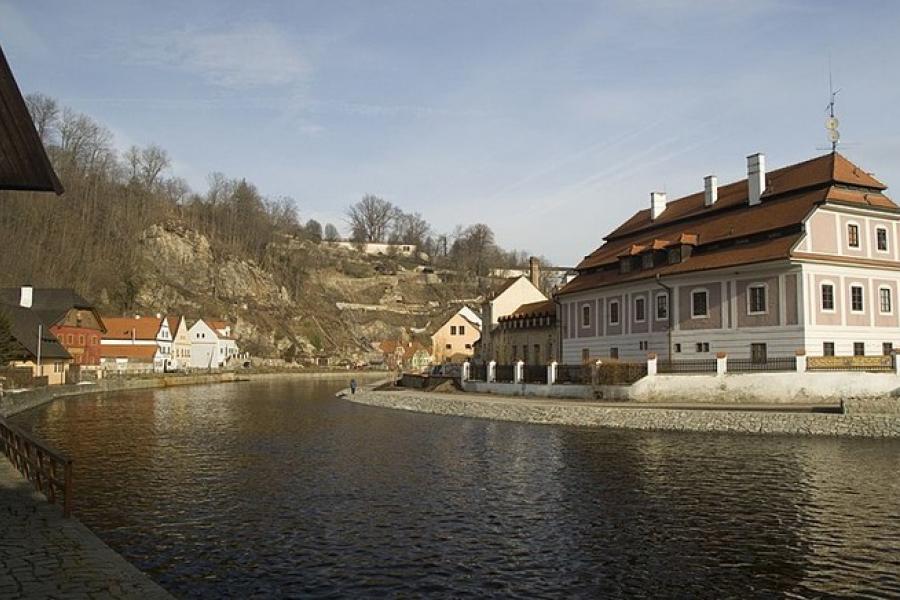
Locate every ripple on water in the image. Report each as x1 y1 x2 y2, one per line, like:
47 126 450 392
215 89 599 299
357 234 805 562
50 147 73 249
12 379 900 599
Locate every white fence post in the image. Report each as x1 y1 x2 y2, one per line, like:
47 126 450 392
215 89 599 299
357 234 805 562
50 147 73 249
548 361 558 385
462 361 471 381
646 353 657 377
487 361 497 383
716 352 727 377
514 360 525 384
893 350 900 376
795 349 806 373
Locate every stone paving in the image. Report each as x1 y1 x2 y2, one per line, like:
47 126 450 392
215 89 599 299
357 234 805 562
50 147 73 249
0 458 173 600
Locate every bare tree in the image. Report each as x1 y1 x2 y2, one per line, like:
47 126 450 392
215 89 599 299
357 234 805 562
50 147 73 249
391 211 430 247
346 195 396 242
24 93 59 144
323 223 340 241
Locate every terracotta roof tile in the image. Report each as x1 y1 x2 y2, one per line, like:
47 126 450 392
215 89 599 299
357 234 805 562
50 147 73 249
500 299 556 320
100 345 157 360
101 316 162 341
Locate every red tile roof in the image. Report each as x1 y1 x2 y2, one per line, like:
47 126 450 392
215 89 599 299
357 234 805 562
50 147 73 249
500 299 556 321
99 344 157 360
101 316 162 341
560 152 895 297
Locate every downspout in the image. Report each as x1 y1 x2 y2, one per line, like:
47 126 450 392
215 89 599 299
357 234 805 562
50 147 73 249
553 293 563 363
655 274 673 365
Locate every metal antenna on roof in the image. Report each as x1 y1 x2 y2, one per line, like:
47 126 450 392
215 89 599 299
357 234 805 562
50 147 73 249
825 61 840 152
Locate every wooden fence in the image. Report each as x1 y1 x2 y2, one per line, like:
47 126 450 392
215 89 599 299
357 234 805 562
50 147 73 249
0 418 73 517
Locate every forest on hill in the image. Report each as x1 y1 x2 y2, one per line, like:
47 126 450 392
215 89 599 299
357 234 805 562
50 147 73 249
0 93 537 314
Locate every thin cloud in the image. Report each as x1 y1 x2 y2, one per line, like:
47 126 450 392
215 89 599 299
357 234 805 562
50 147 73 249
132 23 311 88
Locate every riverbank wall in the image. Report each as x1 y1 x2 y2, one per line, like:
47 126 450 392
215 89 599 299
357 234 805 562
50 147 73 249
346 388 900 438
0 372 248 418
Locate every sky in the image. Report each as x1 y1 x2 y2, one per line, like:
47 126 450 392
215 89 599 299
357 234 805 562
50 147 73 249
2 0 900 265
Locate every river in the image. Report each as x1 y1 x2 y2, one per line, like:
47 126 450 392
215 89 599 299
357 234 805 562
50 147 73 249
11 378 900 598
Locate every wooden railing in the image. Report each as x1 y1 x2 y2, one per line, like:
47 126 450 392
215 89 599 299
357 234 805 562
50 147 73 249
0 418 73 517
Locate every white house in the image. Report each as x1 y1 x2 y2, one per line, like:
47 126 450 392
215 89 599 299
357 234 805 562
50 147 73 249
188 319 240 369
479 272 549 363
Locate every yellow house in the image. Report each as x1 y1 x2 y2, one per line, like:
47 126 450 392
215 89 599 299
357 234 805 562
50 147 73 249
431 306 482 364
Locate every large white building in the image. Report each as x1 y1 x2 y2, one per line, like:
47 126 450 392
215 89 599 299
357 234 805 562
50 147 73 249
558 152 900 364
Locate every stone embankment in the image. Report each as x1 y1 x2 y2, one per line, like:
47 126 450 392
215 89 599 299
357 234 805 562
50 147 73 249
345 388 900 438
0 372 248 418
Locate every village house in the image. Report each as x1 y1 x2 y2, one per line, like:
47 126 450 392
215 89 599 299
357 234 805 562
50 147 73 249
558 151 900 364
492 299 558 365
325 240 419 258
169 316 191 370
0 287 106 373
478 261 550 363
100 315 173 373
377 339 433 372
0 302 72 385
188 319 240 369
431 306 482 363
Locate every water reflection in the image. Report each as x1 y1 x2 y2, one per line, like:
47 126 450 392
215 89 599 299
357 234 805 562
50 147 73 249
12 379 900 599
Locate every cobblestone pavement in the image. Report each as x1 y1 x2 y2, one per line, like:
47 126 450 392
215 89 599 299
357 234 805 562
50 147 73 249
0 458 173 599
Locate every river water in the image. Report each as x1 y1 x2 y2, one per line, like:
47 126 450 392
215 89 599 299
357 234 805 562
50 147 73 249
11 378 900 598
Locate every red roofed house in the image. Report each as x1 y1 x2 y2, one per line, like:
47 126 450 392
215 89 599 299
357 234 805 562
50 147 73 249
100 315 174 372
558 152 900 364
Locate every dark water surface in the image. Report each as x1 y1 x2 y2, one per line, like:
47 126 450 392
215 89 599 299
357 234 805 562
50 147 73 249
12 379 900 598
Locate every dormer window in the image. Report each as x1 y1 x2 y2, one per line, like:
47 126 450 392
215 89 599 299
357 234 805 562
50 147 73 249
620 258 633 273
667 247 681 265
641 254 653 270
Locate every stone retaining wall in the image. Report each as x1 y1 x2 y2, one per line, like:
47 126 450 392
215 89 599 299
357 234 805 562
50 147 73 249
0 372 246 418
347 389 900 438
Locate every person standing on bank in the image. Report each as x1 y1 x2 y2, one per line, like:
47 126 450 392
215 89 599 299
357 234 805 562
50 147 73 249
350 378 357 395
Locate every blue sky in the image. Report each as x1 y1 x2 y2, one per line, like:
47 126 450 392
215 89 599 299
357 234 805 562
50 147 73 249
3 1 900 265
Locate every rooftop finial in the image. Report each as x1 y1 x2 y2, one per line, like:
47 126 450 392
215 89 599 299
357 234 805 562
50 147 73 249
825 61 840 152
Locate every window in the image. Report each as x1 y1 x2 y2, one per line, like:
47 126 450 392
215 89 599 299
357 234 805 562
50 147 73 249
67 334 73 344
445 344 452 350
620 258 633 273
638 341 648 351
748 284 767 314
691 289 709 318
459 325 466 335
674 343 682 353
668 248 681 265
851 285 864 312
581 348 590 364
877 227 889 252
881 288 893 314
641 254 653 270
656 294 668 320
821 283 835 311
609 301 620 325
534 344 540 361
582 304 591 328
823 342 835 356
848 223 860 248
751 343 767 364
634 297 646 322
465 343 472 349
695 342 709 353
853 342 865 356
450 326 457 335
78 334 85 345
883 342 894 356
92 336 98 345
609 348 619 360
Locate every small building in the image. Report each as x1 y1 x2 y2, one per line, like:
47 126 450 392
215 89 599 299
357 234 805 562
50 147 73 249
188 319 240 369
0 286 106 369
100 315 173 372
493 299 558 364
479 266 549 363
377 339 433 372
169 316 192 370
324 240 418 257
0 302 72 385
431 306 482 364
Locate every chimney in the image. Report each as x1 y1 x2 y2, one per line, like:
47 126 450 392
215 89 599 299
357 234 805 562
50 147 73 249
650 191 667 220
19 285 33 308
704 175 718 207
747 153 765 206
529 256 541 289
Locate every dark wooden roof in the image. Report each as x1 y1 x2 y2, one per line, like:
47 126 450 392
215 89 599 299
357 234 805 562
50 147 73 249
0 302 71 361
0 44 63 194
